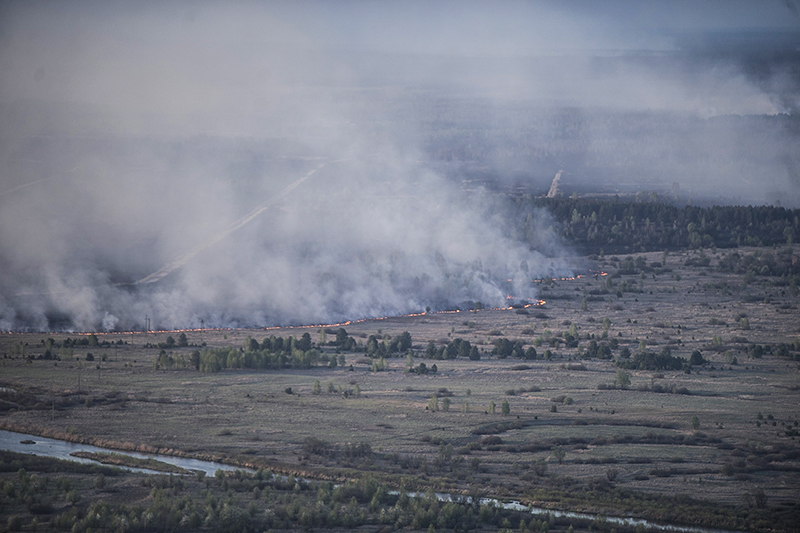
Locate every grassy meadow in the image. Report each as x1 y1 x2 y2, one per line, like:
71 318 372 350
1 247 799 531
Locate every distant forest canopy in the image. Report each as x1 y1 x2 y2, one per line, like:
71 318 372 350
511 196 799 254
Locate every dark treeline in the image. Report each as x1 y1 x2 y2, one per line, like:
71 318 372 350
511 196 799 254
2 451 563 533
419 336 540 361
153 330 415 372
2 446 791 533
423 337 481 360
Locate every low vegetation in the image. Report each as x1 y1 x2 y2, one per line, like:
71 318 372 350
1 242 799 531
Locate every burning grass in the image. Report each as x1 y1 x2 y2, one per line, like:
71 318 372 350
1 247 799 530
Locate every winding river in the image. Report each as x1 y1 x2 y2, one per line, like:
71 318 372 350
1 429 742 533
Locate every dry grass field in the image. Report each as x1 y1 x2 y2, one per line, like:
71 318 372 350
1 247 799 531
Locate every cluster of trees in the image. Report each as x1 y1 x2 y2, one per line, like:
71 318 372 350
156 333 189 349
199 345 320 372
154 350 200 371
301 437 372 459
582 340 613 359
6 341 27 358
316 328 412 356
407 361 437 374
153 330 417 372
365 331 412 357
6 336 127 361
491 338 538 359
749 341 800 361
62 335 99 347
62 335 124 348
1 451 577 533
419 337 539 361
151 322 796 376
514 196 799 253
250 333 314 353
424 338 479 360
717 249 800 289
318 329 412 357
35 335 98 360
318 328 358 351
414 330 698 367
617 346 687 371
402 328 755 373
154 333 323 372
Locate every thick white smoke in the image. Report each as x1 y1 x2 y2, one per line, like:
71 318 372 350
1 1 797 330
1 152 568 331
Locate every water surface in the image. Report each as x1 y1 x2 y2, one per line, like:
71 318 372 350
0 429 244 475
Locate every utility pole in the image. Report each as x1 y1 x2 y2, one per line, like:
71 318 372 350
200 319 204 344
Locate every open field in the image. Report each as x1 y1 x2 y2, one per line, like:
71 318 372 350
2 247 799 531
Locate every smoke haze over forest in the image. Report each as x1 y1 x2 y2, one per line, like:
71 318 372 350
1 1 799 331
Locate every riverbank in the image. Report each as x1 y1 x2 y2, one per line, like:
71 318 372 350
1 447 752 533
0 419 228 465
2 428 749 533
0 429 243 476
69 451 190 474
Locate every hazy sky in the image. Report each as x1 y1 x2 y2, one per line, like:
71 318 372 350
2 1 798 120
2 1 799 110
295 0 800 54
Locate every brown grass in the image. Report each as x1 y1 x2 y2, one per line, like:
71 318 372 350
1 246 798 509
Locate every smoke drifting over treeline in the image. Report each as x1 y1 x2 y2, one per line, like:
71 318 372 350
1 1 798 331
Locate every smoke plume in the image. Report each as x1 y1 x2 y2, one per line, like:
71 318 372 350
1 1 798 330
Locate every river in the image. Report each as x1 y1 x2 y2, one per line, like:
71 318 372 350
1 429 742 533
397 491 743 533
0 429 243 475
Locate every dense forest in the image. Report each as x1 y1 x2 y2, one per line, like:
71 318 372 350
512 196 799 254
